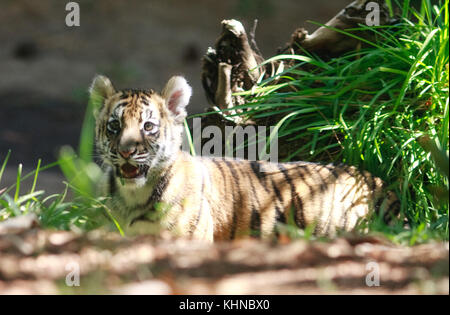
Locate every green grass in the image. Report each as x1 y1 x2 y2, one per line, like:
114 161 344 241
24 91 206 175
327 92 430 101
0 98 121 233
0 151 109 231
0 0 448 245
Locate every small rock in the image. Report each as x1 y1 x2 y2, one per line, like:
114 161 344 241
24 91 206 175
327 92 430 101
0 213 39 235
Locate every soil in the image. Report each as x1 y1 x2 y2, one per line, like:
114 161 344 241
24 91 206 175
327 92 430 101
0 215 448 294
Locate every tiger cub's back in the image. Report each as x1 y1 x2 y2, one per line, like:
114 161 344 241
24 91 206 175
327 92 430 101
200 157 398 240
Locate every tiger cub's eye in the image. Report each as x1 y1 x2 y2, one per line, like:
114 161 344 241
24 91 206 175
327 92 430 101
144 121 159 134
107 120 121 133
144 122 152 131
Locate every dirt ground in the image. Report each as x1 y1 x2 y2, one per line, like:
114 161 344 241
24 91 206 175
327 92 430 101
0 214 448 295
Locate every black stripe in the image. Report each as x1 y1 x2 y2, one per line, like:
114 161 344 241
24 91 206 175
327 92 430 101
270 176 286 237
115 99 130 107
108 168 116 196
275 205 286 224
245 167 261 207
273 204 286 237
294 195 305 229
377 196 400 222
278 164 306 228
245 166 262 238
390 199 400 210
315 166 329 193
375 197 384 214
388 199 401 219
295 165 318 196
250 161 270 193
326 165 340 179
145 165 173 208
230 211 238 240
341 165 356 178
224 160 240 240
250 207 261 238
361 170 376 192
212 159 226 177
224 161 240 185
271 179 284 204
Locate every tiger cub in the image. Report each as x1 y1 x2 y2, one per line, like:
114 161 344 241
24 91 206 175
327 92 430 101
91 75 398 242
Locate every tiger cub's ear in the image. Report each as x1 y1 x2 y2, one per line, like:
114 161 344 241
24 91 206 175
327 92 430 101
161 76 192 123
89 75 116 118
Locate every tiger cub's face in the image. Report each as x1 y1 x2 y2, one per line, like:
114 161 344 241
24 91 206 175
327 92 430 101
89 75 192 186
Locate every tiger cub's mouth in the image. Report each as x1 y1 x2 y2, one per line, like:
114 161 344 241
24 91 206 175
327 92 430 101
118 163 149 179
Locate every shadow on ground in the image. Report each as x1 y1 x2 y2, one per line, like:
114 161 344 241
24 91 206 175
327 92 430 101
0 215 448 294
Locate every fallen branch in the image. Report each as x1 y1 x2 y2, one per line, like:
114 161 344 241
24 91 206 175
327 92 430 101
200 0 396 124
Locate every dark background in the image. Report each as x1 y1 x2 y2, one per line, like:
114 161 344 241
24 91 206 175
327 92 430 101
0 0 350 193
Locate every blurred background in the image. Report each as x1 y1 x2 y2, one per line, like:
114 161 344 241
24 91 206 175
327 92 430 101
0 0 350 193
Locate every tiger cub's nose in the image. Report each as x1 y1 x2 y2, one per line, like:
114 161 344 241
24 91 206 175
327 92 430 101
119 148 136 159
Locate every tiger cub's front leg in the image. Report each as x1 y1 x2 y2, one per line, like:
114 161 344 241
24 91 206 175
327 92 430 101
125 201 215 242
112 168 215 242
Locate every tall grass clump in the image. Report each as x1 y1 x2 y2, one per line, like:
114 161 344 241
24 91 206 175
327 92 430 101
0 150 107 231
214 0 448 242
0 92 122 233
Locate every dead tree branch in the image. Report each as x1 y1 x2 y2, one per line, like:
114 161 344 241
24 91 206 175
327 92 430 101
201 0 396 124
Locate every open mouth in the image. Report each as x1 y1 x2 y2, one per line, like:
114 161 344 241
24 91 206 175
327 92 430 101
118 163 149 179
